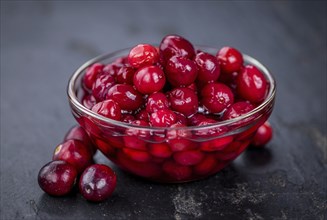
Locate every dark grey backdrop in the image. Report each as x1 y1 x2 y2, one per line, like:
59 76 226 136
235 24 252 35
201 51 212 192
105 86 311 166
1 1 326 219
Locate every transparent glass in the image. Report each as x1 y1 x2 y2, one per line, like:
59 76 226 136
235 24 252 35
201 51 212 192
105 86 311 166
67 46 276 183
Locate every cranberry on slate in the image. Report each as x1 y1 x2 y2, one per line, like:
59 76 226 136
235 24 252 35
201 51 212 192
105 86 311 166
195 52 220 83
251 121 273 147
91 99 121 121
217 47 243 74
159 35 195 62
53 139 93 174
128 44 159 68
146 92 169 113
79 164 117 202
116 66 135 85
92 74 116 101
38 160 78 196
106 84 143 111
169 87 198 117
236 65 267 103
133 66 166 94
201 83 234 113
222 101 255 120
64 125 96 155
165 56 198 87
150 109 177 127
82 94 97 110
83 63 104 90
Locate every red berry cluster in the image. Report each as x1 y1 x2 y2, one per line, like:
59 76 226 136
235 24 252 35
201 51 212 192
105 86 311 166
38 125 117 202
82 35 268 127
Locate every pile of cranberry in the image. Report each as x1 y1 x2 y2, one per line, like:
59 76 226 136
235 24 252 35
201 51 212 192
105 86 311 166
38 35 273 202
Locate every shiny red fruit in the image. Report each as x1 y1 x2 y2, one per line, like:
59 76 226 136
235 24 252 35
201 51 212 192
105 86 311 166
128 44 159 68
63 125 96 155
92 74 115 101
251 121 273 147
201 83 234 113
116 66 135 85
38 160 77 196
236 65 267 103
169 87 198 117
195 52 220 83
53 140 93 174
106 84 143 111
217 47 243 74
79 164 117 202
150 109 177 127
222 101 254 120
165 56 198 87
146 92 169 113
133 66 166 94
83 63 104 90
159 35 195 62
91 99 121 121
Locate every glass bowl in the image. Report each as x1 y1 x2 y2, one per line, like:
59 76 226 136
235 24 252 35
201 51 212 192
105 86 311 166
67 46 276 183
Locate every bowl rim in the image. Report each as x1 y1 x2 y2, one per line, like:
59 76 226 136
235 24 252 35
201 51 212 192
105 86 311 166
67 46 276 131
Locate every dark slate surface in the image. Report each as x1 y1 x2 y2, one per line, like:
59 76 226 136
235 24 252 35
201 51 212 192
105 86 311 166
1 1 326 220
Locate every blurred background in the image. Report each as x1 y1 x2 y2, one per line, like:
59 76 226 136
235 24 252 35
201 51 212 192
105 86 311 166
1 1 326 219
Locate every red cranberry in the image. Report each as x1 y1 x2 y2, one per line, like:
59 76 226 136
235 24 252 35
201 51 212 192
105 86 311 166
103 62 123 77
124 120 150 151
148 143 172 158
92 74 115 101
64 125 96 155
166 123 194 152
236 65 267 103
187 113 208 126
195 119 227 137
121 114 135 123
174 111 188 125
91 99 121 121
169 87 198 117
193 155 217 176
135 109 149 121
251 121 273 147
82 94 97 110
116 66 135 85
146 92 169 113
128 44 159 68
222 101 254 120
116 152 161 178
201 83 234 113
106 84 143 111
162 160 192 181
94 138 116 157
165 56 198 87
173 150 204 166
159 35 195 62
79 164 117 202
53 140 93 174
83 63 104 90
217 47 243 74
133 66 166 94
150 109 177 127
200 136 234 152
114 56 129 65
195 52 220 83
122 148 151 162
38 160 77 196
